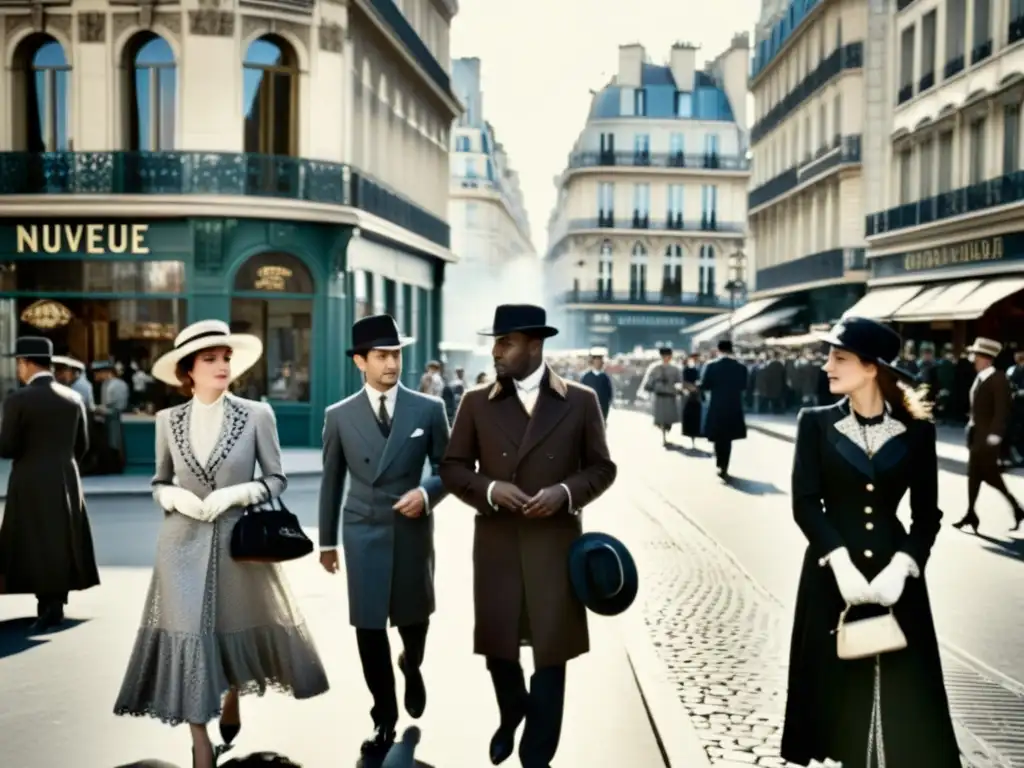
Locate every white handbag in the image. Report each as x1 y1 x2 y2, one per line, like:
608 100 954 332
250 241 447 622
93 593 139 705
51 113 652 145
834 604 907 660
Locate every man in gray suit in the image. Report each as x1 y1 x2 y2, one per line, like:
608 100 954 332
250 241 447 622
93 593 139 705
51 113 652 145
318 314 451 760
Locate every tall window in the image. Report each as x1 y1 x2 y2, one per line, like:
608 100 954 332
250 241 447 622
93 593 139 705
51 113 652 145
667 184 683 228
629 243 647 301
1005 104 1021 174
633 133 650 163
921 11 937 80
597 182 614 226
662 244 683 299
969 118 986 183
14 35 71 152
973 0 991 52
938 130 954 191
243 35 298 155
946 0 966 64
126 33 176 151
898 148 913 203
700 185 718 229
353 269 372 318
919 137 934 198
633 183 650 223
699 245 716 296
597 240 614 298
231 252 315 402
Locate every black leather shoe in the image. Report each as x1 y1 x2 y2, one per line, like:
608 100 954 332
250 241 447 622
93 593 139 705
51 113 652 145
952 512 980 534
30 604 63 633
398 652 426 718
489 710 526 765
360 725 395 758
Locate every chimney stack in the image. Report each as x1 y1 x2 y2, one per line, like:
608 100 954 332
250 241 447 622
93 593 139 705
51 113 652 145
617 43 644 87
670 42 698 91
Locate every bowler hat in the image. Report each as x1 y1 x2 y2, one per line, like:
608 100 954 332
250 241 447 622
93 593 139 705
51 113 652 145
5 336 53 362
478 304 558 338
347 314 415 358
818 316 915 382
568 532 638 616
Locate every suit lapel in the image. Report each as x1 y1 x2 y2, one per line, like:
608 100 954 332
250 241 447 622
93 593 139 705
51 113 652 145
376 384 415 479
350 392 388 456
517 372 571 465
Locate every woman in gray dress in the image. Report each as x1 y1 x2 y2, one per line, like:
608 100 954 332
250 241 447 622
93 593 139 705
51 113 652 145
113 320 329 768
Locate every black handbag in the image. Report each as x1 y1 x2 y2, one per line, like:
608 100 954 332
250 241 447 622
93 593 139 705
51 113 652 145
230 479 313 563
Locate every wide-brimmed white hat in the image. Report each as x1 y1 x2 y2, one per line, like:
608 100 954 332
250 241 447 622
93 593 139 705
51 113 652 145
151 320 263 387
966 336 1002 359
52 355 85 371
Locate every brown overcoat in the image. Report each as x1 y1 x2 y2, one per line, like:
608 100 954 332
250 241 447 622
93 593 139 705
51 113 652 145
439 369 617 668
967 368 1011 450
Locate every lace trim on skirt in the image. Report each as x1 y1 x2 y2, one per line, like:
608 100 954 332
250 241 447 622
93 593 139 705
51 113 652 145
113 622 329 726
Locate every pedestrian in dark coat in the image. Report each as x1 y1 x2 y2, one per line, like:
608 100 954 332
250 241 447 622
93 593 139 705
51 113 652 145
318 314 450 760
439 304 617 768
680 355 703 444
951 337 1024 533
0 336 99 631
781 317 960 768
580 346 613 422
700 339 748 478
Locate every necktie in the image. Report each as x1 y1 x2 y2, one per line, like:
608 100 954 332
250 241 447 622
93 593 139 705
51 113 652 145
378 394 391 436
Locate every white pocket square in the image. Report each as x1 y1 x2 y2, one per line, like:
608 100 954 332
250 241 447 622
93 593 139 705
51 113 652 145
410 428 424 438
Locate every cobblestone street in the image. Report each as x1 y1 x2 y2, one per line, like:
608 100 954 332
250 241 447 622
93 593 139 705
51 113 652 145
603 408 1024 768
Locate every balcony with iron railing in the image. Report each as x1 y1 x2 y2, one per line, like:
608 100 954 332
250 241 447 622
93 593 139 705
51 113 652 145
558 288 732 308
567 215 745 234
751 42 863 145
971 39 993 66
943 53 965 79
566 151 750 172
865 169 1024 237
748 134 862 210
755 247 866 293
0 151 451 248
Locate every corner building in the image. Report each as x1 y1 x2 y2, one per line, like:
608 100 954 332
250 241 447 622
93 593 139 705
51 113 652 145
0 0 461 466
543 37 751 354
744 0 890 341
854 0 1024 355
445 56 537 373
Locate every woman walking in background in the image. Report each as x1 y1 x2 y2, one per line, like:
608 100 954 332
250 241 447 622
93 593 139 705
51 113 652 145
781 317 959 767
113 320 328 768
680 353 703 448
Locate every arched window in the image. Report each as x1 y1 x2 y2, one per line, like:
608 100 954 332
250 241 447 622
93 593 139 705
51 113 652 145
597 240 614 299
13 35 71 151
699 245 716 298
243 35 298 156
662 244 683 300
125 33 176 150
230 252 314 402
629 242 647 301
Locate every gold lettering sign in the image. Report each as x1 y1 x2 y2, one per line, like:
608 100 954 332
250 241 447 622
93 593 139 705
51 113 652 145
254 265 293 291
902 236 1005 272
15 224 150 255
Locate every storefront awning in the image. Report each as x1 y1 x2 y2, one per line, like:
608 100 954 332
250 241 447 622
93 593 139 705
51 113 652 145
683 311 734 336
733 306 802 338
688 297 784 346
765 332 822 347
935 276 1024 320
842 284 922 320
890 280 983 322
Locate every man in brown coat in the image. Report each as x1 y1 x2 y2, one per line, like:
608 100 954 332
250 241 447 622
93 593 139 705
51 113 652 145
953 337 1024 533
439 304 617 768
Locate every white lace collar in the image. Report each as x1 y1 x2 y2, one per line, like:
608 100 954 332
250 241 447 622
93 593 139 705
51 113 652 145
833 399 906 457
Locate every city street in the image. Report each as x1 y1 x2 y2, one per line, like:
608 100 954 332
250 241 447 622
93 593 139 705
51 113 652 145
3 410 1024 767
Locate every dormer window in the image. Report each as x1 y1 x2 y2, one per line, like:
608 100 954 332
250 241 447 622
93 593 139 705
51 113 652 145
675 92 692 118
634 88 647 116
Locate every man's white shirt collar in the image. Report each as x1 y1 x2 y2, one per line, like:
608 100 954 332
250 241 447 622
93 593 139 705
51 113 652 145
977 366 996 383
515 362 546 393
364 382 398 415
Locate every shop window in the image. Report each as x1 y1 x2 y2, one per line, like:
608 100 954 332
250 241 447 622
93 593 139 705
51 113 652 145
243 35 298 157
12 34 71 152
1 259 185 294
353 269 373 318
231 252 313 403
125 32 176 151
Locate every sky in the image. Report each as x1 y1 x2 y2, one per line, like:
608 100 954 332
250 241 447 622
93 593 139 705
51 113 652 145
449 0 761 255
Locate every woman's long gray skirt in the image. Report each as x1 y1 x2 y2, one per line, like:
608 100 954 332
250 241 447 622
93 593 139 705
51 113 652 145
113 508 329 725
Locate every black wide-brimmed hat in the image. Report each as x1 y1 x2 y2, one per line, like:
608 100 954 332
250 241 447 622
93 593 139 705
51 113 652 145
568 532 638 617
478 304 558 338
819 316 916 382
5 336 53 362
347 314 415 358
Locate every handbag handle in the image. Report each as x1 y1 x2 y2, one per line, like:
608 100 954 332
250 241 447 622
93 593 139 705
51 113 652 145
250 477 285 513
833 602 895 634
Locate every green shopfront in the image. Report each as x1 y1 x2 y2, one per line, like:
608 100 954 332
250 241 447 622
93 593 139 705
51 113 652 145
0 218 445 469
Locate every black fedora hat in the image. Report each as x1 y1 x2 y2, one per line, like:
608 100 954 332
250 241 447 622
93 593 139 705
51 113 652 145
347 314 415 358
819 316 916 382
568 532 638 617
478 304 558 338
5 336 53 362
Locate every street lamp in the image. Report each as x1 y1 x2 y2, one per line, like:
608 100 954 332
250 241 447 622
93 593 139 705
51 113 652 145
726 249 747 339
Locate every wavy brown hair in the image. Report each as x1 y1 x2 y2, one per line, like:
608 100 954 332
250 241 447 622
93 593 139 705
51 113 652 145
875 365 932 422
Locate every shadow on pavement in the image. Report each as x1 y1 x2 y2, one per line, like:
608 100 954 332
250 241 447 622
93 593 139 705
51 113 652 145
974 532 1024 561
0 616 88 659
664 443 712 458
725 477 783 496
115 752 305 768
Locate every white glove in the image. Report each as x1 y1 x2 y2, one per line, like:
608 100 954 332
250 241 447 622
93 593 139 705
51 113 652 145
202 482 267 518
869 552 916 607
154 486 209 522
827 548 873 605
986 434 1002 446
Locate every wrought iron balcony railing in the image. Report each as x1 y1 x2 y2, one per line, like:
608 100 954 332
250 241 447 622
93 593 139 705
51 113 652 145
748 134 862 210
557 289 733 308
566 151 750 172
0 151 450 248
566 216 745 234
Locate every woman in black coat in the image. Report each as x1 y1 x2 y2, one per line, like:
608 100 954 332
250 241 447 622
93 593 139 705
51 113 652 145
781 317 960 768
680 355 702 445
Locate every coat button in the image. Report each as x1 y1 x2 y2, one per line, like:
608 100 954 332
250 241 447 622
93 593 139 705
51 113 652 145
864 550 873 558
502 452 507 457
866 483 874 491
864 506 872 514
865 522 874 530
364 457 370 463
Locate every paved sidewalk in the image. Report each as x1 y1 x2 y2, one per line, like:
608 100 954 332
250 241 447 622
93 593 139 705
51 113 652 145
0 449 324 500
